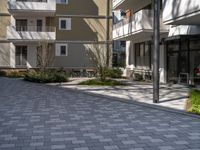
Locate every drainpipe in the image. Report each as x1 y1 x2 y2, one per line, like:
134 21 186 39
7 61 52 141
106 0 110 67
153 0 160 103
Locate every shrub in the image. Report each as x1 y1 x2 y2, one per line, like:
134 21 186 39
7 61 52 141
133 73 143 81
105 68 123 79
0 70 26 78
188 89 200 115
79 79 126 86
24 71 68 83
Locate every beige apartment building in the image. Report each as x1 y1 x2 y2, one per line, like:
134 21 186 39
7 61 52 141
0 0 112 69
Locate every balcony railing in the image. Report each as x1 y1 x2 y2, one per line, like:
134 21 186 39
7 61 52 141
7 26 56 40
113 10 153 30
163 0 200 25
113 10 168 40
8 0 56 13
15 26 55 32
16 0 47 2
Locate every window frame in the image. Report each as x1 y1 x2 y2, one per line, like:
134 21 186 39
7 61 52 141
59 18 71 30
55 44 68 57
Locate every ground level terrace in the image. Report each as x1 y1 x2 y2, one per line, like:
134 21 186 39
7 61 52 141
125 35 200 86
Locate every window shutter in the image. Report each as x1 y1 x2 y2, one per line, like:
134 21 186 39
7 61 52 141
66 18 71 30
55 44 60 56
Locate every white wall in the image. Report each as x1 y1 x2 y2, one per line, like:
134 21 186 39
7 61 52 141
8 0 56 11
168 25 200 37
163 0 200 25
27 44 37 68
10 43 15 67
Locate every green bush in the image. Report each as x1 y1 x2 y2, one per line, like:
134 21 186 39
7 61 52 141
105 68 123 79
24 71 68 83
79 79 126 86
133 73 143 81
0 70 26 78
188 89 200 115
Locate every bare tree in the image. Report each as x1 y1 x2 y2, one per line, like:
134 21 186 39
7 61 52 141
36 42 54 71
85 43 111 81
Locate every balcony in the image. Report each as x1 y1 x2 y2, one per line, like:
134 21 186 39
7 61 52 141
7 26 56 41
163 0 200 25
8 0 56 16
168 25 200 37
113 10 168 40
113 0 151 12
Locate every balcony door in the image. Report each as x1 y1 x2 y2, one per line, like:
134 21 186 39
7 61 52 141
37 20 43 32
15 46 27 67
16 19 27 31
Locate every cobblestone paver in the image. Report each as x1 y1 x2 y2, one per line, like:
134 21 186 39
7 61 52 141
0 78 200 150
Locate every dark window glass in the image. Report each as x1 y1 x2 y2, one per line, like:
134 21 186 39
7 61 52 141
15 46 27 66
190 39 200 50
60 20 66 29
61 0 66 3
60 46 66 55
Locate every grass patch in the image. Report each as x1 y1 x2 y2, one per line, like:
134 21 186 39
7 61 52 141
187 89 200 115
24 71 68 83
79 79 127 86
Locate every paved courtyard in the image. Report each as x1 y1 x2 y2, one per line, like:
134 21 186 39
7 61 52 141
53 78 189 111
0 78 200 150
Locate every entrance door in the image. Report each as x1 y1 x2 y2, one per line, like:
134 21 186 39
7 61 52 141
15 46 27 67
37 20 43 32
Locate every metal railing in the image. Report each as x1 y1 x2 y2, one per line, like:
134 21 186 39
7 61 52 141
16 0 47 2
12 26 55 32
113 10 153 30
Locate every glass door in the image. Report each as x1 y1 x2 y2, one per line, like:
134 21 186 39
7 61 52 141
37 20 43 32
15 46 27 67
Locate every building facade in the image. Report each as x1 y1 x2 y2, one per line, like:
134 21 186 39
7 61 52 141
0 0 112 69
113 0 200 86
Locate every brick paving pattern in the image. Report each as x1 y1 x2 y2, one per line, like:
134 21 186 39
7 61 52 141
0 78 200 150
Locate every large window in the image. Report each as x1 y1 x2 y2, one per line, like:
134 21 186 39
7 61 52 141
167 38 200 85
135 42 151 69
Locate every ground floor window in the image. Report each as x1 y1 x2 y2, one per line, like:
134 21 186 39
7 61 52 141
167 37 200 85
135 42 151 69
15 46 27 67
55 44 68 56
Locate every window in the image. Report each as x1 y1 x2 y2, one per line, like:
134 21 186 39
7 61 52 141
16 19 27 31
15 46 27 66
60 46 66 56
135 42 151 69
60 20 66 29
55 44 68 56
61 0 67 3
59 18 71 30
57 0 68 4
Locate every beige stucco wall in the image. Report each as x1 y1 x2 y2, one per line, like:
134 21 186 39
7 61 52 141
56 0 112 42
53 43 94 68
56 18 112 41
0 43 10 67
0 16 10 39
56 0 112 16
0 0 9 14
0 0 11 67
